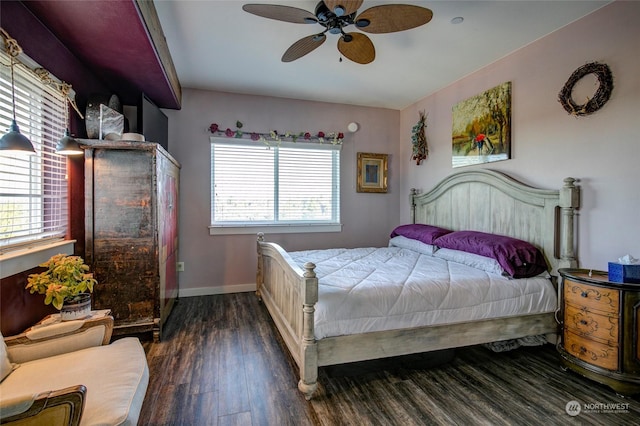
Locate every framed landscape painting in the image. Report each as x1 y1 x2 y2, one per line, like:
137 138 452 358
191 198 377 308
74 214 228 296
451 82 511 168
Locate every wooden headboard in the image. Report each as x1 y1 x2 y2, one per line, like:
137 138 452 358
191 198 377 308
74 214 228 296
410 169 580 276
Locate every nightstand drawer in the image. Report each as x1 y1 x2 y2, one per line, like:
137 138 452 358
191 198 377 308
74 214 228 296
564 329 618 371
564 304 618 344
564 279 619 315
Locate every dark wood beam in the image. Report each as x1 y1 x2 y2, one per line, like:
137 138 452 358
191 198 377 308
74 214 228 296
135 0 182 109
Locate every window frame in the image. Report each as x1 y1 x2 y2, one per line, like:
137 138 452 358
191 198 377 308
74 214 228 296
0 48 69 254
209 137 342 235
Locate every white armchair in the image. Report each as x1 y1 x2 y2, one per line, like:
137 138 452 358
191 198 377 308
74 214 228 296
0 314 149 426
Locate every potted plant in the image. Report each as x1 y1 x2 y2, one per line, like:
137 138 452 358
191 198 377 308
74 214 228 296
26 253 98 320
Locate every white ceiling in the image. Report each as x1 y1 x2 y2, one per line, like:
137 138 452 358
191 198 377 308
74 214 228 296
155 0 609 110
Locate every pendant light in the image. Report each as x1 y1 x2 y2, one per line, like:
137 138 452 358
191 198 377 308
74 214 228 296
0 52 36 154
55 95 83 155
55 128 83 155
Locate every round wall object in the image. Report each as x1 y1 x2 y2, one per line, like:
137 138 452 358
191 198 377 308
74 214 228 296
558 62 613 116
348 122 359 132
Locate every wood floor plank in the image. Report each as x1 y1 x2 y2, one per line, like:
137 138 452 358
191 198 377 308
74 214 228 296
218 411 252 426
139 293 640 425
183 390 218 426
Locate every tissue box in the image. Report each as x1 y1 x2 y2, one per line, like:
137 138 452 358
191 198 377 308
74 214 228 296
608 262 640 284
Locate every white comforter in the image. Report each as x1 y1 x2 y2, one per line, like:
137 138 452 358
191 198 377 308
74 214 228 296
288 247 557 339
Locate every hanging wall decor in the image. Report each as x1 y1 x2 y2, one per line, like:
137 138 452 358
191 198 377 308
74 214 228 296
558 62 613 117
411 111 428 165
208 121 344 145
451 82 511 168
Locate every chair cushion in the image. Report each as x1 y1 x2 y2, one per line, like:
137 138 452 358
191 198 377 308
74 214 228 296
0 332 13 382
7 324 108 364
0 337 148 426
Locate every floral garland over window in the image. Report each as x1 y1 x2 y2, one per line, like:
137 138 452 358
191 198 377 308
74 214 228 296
411 111 428 165
209 121 344 145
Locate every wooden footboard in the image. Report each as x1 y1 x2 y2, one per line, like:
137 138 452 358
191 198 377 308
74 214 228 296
256 233 318 399
257 233 559 400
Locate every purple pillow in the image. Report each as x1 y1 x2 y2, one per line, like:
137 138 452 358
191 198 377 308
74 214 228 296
390 224 452 245
433 230 548 278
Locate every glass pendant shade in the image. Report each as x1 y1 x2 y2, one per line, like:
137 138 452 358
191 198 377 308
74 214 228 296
55 128 83 155
0 119 36 154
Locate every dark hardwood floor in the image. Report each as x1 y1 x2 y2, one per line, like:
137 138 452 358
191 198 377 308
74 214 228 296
139 293 640 425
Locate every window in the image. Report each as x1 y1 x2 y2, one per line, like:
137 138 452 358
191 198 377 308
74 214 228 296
0 49 68 252
210 137 341 234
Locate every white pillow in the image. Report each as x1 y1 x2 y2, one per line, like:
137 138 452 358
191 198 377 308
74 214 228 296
433 248 506 275
389 235 437 256
1 332 14 382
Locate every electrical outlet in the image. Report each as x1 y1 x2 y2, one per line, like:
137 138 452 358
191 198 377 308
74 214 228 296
177 262 185 272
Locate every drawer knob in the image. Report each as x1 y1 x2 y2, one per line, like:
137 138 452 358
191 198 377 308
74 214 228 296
580 346 587 353
579 320 588 325
581 291 588 298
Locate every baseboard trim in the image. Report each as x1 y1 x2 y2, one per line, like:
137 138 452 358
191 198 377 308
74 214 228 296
179 283 256 298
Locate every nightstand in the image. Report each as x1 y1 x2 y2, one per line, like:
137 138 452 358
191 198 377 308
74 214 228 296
558 268 640 395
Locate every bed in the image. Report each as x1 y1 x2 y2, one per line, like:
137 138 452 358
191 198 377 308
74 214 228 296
256 169 580 399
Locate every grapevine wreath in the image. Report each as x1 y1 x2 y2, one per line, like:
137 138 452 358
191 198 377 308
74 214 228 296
558 62 613 116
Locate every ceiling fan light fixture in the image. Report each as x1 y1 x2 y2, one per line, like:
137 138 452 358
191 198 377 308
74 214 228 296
312 33 325 42
303 17 318 24
328 26 342 35
333 5 345 16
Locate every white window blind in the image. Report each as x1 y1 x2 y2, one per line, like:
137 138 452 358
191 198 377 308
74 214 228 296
210 137 341 234
0 49 68 251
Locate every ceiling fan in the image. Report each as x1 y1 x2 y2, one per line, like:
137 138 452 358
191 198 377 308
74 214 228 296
242 1 433 64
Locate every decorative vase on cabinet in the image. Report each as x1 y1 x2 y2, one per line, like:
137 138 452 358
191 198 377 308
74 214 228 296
82 139 180 342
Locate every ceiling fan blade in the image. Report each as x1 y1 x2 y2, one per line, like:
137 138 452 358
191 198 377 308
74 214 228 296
337 32 375 64
323 0 364 17
282 34 327 62
242 4 317 24
356 4 433 34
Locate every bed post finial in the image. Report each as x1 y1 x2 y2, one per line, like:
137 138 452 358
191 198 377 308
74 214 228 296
559 177 580 269
410 188 417 224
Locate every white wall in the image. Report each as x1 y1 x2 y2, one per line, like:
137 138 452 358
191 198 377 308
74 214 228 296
164 90 399 294
399 1 640 271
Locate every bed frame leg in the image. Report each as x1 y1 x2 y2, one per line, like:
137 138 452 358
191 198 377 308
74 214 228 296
298 379 318 401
